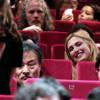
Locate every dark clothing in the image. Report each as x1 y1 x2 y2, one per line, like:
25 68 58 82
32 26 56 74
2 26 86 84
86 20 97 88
0 34 23 94
45 0 56 9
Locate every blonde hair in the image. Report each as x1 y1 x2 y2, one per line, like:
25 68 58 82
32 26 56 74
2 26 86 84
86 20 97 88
0 0 20 39
65 29 99 66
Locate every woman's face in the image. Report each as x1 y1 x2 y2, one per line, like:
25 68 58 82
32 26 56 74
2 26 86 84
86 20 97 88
67 36 91 63
78 5 94 21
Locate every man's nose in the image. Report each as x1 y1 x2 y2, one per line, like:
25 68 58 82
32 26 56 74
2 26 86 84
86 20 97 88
23 65 30 75
33 12 39 18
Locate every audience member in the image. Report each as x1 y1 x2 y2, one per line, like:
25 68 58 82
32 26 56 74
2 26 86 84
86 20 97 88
15 39 42 86
61 0 78 21
62 3 100 22
95 53 100 80
87 87 100 100
61 0 78 10
0 0 23 94
15 77 60 100
37 77 70 100
78 4 100 22
9 0 19 15
18 0 54 32
65 24 99 79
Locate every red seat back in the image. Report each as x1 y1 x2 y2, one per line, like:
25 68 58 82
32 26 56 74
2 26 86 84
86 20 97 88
79 21 100 32
76 61 98 80
39 31 68 58
51 44 65 59
73 10 80 23
19 30 38 40
38 43 47 59
42 59 72 79
25 78 100 98
94 32 100 43
0 95 14 100
53 20 75 32
59 80 100 98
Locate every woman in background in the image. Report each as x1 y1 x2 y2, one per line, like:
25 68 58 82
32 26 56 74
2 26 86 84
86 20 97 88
62 3 100 22
65 24 99 79
0 0 23 94
78 4 100 22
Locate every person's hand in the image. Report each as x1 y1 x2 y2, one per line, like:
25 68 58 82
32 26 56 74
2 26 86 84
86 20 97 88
61 14 74 21
61 9 74 21
23 25 43 33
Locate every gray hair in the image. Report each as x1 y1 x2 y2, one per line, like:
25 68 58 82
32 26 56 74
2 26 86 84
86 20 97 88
23 40 42 64
15 78 60 100
18 0 54 31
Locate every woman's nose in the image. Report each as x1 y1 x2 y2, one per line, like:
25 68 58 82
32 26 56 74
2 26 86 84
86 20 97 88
74 46 79 52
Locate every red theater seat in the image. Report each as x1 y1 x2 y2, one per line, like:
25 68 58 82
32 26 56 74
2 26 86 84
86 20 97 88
59 80 100 98
53 20 75 32
42 59 72 79
0 95 14 100
94 32 100 43
39 31 68 58
19 30 37 40
51 44 65 59
38 43 47 59
79 20 100 32
25 78 100 98
76 61 98 80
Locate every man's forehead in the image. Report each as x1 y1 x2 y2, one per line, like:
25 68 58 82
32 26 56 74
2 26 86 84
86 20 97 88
26 0 44 10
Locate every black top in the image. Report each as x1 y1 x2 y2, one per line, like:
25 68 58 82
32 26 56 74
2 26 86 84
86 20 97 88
0 34 23 94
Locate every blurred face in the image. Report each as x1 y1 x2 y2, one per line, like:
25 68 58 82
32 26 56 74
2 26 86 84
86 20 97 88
25 0 45 27
67 35 90 63
78 6 94 21
15 50 41 84
71 0 78 10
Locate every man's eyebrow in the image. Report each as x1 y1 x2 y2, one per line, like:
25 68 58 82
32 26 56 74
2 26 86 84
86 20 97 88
27 60 35 64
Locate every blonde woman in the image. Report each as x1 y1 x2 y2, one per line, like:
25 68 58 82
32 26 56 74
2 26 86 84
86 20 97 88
65 24 99 79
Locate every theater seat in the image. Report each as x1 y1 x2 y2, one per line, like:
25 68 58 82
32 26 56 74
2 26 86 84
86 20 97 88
25 78 100 98
94 32 100 43
76 61 98 80
51 44 65 59
19 30 38 41
0 95 14 100
59 79 100 98
53 20 75 32
39 31 68 58
79 20 100 32
42 59 72 79
38 43 48 59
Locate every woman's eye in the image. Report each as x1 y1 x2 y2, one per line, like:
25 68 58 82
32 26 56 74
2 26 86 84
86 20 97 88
86 12 91 15
76 42 82 47
68 46 73 52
